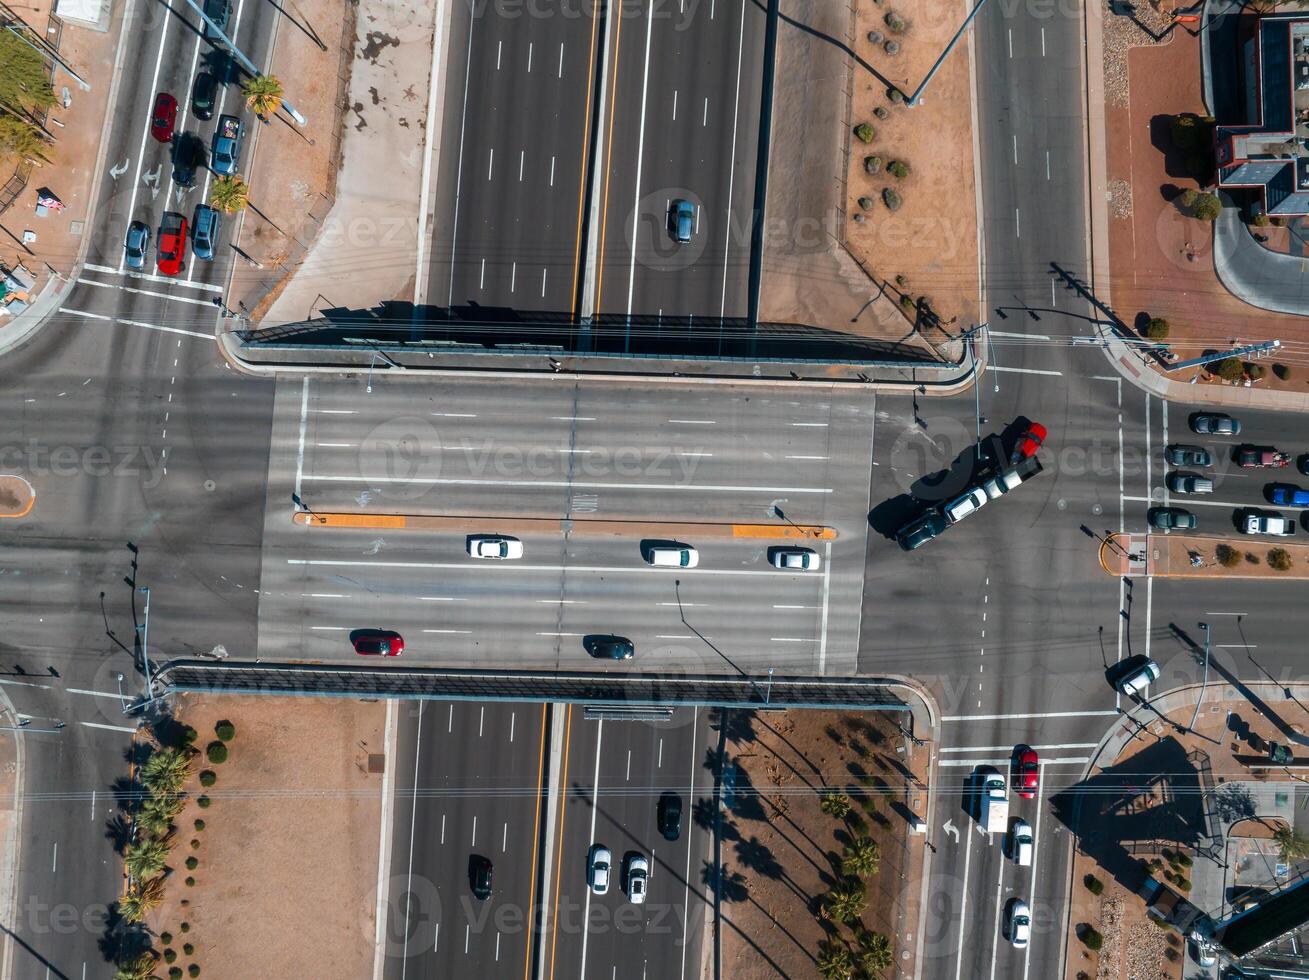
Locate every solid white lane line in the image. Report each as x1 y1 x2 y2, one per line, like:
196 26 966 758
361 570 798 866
1012 133 1017 165
121 4 173 275
791 422 828 427
294 378 310 503
479 706 485 737
1122 494 1259 509
817 541 832 673
785 455 827 461
579 720 605 977
953 828 974 980
422 629 471 634
61 308 212 340
310 626 349 632
472 815 478 846
74 278 218 307
624 0 657 319
943 710 1117 721
718 0 747 319
303 474 832 493
771 637 811 643
420 596 464 602
52 843 56 874
987 330 1049 340
667 419 715 425
939 757 1089 767
291 558 818 578
678 711 698 980
1015 208 1020 238
66 688 129 700
1022 761 1048 980
81 722 136 734
987 837 1005 980
487 147 494 181
988 366 1062 376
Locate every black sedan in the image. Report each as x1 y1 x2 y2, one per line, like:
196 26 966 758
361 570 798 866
584 635 635 660
1165 444 1213 467
1148 507 1197 531
657 791 683 842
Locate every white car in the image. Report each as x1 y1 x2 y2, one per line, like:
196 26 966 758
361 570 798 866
644 543 699 568
625 853 648 904
944 487 988 524
588 844 612 896
467 535 524 560
771 547 820 571
1011 819 1033 866
1241 512 1296 536
1117 659 1160 697
1007 898 1031 949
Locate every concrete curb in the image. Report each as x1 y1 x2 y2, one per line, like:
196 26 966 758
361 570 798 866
0 688 25 980
215 327 983 394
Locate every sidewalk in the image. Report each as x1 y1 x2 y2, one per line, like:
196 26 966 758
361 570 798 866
1101 531 1309 579
0 0 127 335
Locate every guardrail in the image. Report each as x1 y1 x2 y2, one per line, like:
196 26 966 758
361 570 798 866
154 660 912 710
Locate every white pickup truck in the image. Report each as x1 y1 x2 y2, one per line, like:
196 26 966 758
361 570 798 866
978 767 1010 834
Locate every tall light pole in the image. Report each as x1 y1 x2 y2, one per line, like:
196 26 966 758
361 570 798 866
180 0 307 126
137 586 153 699
1189 621 1211 733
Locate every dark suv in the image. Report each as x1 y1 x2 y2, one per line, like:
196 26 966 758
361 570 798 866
896 510 949 551
202 0 229 40
191 71 217 121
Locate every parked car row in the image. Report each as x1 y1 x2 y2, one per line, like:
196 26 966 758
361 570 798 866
134 82 244 276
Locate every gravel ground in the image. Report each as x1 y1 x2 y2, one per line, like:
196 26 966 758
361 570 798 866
1103 0 1177 107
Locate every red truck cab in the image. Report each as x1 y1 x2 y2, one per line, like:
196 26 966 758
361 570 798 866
1237 446 1291 468
156 212 187 276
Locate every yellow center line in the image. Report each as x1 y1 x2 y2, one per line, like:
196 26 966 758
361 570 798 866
570 7 602 318
523 703 548 980
593 5 625 317
546 703 573 980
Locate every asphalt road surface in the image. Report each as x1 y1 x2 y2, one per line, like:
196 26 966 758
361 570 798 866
256 375 874 674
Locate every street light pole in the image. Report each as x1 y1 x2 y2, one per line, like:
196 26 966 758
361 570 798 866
1189 622 1211 733
180 0 307 126
137 586 153 699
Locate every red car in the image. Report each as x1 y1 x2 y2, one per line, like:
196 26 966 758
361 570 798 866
352 629 404 657
1014 747 1039 799
1012 422 1048 463
156 212 187 277
150 92 177 143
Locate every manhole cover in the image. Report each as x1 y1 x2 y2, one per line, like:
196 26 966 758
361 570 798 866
1092 503 1103 515
1057 498 1067 510
203 480 216 492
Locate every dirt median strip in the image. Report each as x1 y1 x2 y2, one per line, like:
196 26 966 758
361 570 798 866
292 511 838 540
1147 531 1309 578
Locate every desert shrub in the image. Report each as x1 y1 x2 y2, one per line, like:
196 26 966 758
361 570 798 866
854 122 874 144
887 160 910 179
1254 212 1271 227
1212 356 1244 381
1082 928 1104 951
1191 192 1222 221
188 967 200 978
1178 188 1199 209
1273 363 1291 380
882 188 902 211
1177 853 1192 867
186 856 198 870
884 39 900 55
1084 874 1104 895
864 155 882 175
888 87 904 104
214 720 235 742
873 106 889 120
1268 548 1293 571
185 876 195 887
199 770 216 788
164 949 177 964
169 969 183 980
197 796 211 808
181 922 191 933
884 10 908 32
205 742 227 764
1246 362 1266 380
1216 544 1241 568
1245 551 1260 564
1145 317 1169 340
194 819 205 831
183 944 194 956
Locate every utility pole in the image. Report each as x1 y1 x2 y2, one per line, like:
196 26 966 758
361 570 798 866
137 586 153 702
1188 622 1211 733
180 0 307 126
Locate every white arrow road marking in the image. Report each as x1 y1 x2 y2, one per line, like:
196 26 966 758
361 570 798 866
943 819 959 843
108 158 129 179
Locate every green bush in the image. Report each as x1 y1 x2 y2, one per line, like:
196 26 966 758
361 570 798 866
1171 114 1199 150
1192 192 1222 221
1268 548 1293 571
1254 212 1271 227
863 155 882 175
205 742 227 764
1273 363 1291 381
853 122 875 144
882 188 902 211
185 876 195 887
1177 877 1193 892
197 796 211 809
188 967 200 978
1177 853 1192 867
888 87 904 104
214 720 235 742
1084 874 1104 896
1246 363 1266 381
884 10 908 32
182 726 198 748
183 943 194 956
164 948 177 964
1246 551 1260 564
1216 544 1241 568
190 839 200 850
186 856 198 870
199 770 216 788
873 106 889 120
887 160 910 179
1082 928 1104 951
1178 188 1199 209
1145 317 1170 340
181 922 191 933
857 196 873 211
170 968 183 980
1212 356 1244 382
161 932 173 945
194 819 205 831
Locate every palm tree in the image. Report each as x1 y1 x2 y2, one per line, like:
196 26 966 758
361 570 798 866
241 74 284 119
138 793 184 837
124 836 170 882
822 881 867 925
141 748 192 797
856 929 893 974
820 791 852 820
841 836 882 879
209 174 249 214
1274 825 1309 863
118 876 165 924
817 940 855 980
112 952 160 980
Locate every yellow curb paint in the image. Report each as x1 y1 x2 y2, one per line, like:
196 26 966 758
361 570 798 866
294 511 837 540
0 476 35 519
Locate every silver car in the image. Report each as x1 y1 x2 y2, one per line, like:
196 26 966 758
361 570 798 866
123 221 151 270
588 844 611 896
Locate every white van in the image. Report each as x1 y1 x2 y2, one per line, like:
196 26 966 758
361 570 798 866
644 543 699 568
1011 819 1033 866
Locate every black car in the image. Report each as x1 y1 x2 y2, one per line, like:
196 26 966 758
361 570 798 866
896 510 949 551
657 791 682 842
1165 444 1213 468
470 856 492 901
191 71 217 121
170 134 202 188
1299 454 1309 477
1148 506 1197 531
202 0 229 39
584 635 634 660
